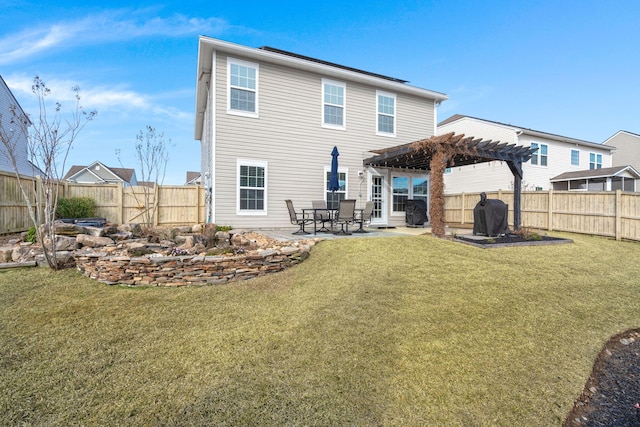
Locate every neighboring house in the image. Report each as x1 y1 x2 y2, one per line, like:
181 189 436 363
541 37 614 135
0 75 35 176
63 161 138 186
185 171 201 185
437 114 615 193
550 165 639 192
194 36 447 228
604 131 640 172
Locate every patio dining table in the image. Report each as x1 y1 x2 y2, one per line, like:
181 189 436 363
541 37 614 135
302 207 365 235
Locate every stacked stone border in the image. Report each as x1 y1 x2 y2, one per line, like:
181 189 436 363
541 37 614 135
74 245 312 287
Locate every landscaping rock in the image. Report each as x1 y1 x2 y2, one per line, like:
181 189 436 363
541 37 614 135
76 234 114 248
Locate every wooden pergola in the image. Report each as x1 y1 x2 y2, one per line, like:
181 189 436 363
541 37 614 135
363 132 537 236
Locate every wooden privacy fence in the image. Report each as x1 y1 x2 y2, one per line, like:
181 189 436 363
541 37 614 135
0 171 206 234
444 190 640 242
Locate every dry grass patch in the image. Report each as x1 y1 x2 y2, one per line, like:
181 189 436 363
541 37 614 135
1 233 639 425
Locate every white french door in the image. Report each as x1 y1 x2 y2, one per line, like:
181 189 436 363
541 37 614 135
370 175 387 225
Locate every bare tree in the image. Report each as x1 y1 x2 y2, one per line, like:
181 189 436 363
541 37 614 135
0 76 96 269
117 125 170 229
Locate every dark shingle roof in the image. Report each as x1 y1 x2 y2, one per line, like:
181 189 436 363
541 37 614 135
550 165 640 181
258 46 409 84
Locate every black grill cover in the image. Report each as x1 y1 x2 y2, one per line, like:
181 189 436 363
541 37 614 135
473 193 509 236
406 199 428 226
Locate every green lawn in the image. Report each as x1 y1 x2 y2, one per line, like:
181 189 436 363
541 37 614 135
1 232 639 426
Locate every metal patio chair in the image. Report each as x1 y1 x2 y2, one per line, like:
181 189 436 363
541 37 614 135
311 200 333 232
333 199 356 235
285 199 312 235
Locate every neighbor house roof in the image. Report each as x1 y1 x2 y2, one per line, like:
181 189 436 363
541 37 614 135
64 162 135 184
195 37 448 140
185 171 201 185
550 165 640 182
439 114 615 152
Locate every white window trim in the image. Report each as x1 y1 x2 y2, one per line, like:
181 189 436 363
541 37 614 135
530 142 548 167
323 165 348 199
589 152 603 169
228 57 259 118
321 78 346 130
237 159 267 215
376 90 396 137
390 175 428 216
570 149 580 167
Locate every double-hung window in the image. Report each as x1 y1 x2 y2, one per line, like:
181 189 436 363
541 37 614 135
376 91 396 136
571 149 580 166
322 79 345 129
589 152 602 169
228 58 258 117
392 176 409 212
324 167 347 209
530 142 548 166
391 175 429 213
238 160 267 214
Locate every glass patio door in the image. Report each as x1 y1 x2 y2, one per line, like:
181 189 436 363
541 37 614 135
370 175 386 225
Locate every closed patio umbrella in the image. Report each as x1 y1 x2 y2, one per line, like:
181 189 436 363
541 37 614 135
329 146 340 192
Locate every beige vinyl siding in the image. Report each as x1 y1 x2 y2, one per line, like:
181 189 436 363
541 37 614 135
212 53 436 228
606 132 640 170
439 118 518 193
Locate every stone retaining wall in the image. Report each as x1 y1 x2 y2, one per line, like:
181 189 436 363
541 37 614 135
74 245 311 287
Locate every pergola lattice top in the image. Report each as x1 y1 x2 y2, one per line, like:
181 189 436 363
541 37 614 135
363 133 537 172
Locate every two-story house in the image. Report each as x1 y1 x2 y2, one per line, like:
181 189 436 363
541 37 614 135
0 75 35 176
194 36 448 228
437 114 618 193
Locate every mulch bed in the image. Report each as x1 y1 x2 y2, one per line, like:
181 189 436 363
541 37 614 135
564 329 640 426
454 233 573 248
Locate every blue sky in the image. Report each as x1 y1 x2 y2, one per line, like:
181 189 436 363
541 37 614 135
2 1 639 184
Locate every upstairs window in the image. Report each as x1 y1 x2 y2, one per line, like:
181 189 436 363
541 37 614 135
228 58 258 116
589 152 602 169
530 143 548 166
571 149 580 166
377 91 396 136
322 79 345 129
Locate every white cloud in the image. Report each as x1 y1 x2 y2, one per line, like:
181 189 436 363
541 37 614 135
0 10 232 65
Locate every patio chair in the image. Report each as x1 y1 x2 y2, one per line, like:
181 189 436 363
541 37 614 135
333 199 356 235
311 200 333 232
285 199 312 235
354 200 374 233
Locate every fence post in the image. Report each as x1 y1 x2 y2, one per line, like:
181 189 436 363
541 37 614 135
548 189 553 231
153 185 160 226
460 193 465 224
615 189 621 241
117 184 124 225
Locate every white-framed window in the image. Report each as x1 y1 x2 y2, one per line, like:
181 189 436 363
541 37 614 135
228 58 258 117
322 79 345 129
391 175 428 214
324 166 347 209
589 152 602 169
571 149 580 166
376 91 396 136
237 160 267 214
530 142 548 166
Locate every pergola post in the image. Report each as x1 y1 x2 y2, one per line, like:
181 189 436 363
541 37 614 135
507 161 523 231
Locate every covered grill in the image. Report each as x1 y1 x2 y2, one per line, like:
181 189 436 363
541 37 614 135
473 193 509 236
406 199 428 226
